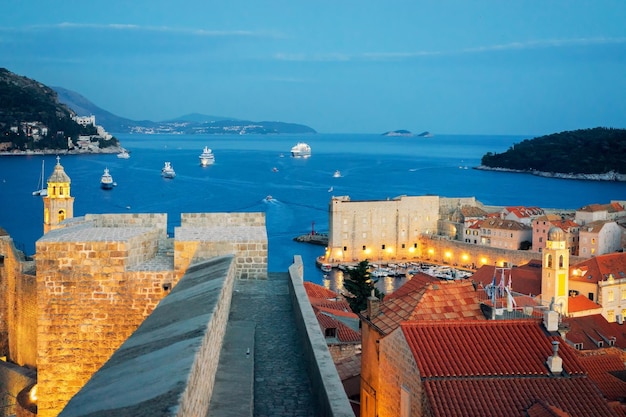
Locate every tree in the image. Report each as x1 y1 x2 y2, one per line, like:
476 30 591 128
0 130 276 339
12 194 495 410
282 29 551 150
343 260 384 314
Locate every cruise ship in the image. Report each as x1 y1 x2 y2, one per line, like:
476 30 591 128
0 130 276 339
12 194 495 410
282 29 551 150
290 142 311 158
199 146 215 166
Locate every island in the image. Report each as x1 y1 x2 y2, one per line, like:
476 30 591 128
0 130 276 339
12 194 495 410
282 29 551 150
477 127 626 182
382 130 414 137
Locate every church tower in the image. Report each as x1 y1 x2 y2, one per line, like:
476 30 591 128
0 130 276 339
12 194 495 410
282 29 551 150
43 156 74 234
541 226 569 315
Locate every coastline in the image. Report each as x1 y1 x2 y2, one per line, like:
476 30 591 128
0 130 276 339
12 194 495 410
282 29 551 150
0 146 124 156
474 165 626 182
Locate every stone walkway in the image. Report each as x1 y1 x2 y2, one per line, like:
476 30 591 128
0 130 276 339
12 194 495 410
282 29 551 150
229 273 317 417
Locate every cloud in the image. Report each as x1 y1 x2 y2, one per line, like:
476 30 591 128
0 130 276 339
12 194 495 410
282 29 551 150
273 37 626 62
1 22 281 39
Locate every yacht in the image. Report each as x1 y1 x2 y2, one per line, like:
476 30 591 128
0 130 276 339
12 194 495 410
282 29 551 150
117 150 130 159
161 162 176 179
333 170 341 178
32 160 48 196
100 168 114 190
199 146 215 166
290 142 311 158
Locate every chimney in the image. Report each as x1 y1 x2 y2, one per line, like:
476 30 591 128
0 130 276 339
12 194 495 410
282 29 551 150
543 309 560 332
546 341 563 374
367 289 380 319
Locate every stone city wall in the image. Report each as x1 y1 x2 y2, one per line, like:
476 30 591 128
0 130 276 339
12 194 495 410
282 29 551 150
85 213 168 232
35 236 173 417
0 237 37 368
181 212 266 227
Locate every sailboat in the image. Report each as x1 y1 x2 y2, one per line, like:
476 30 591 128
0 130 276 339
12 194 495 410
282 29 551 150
32 160 47 196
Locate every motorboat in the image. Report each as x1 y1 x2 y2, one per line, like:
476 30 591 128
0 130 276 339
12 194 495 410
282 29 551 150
321 263 332 273
199 146 215 166
290 142 311 158
333 170 341 178
272 167 279 172
100 168 114 190
117 150 130 159
161 162 176 179
32 160 48 196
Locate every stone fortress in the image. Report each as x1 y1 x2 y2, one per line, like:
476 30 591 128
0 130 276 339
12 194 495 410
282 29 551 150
0 158 285 416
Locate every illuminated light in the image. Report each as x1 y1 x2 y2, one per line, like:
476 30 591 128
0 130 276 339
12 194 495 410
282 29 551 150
386 247 393 254
408 247 415 253
481 257 487 265
461 254 469 262
445 251 452 259
365 248 371 255
428 248 434 255
30 385 37 402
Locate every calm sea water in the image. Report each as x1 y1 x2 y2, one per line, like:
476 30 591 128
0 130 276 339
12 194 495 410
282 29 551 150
1 133 624 292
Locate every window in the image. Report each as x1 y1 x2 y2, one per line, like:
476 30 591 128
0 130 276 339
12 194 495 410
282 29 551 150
607 310 615 322
621 288 626 300
559 255 564 268
325 328 337 337
588 293 594 301
381 244 385 250
608 290 615 302
546 254 553 268
343 246 347 251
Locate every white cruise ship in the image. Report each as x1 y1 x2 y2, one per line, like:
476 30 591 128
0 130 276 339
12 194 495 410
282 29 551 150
290 142 311 158
199 146 215 166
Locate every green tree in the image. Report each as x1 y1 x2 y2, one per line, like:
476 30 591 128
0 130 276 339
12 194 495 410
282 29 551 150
343 260 384 314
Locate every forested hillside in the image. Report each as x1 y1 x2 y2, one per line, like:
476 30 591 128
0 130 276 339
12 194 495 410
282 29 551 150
480 127 626 175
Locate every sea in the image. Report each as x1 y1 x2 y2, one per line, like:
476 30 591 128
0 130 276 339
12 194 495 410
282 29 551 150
1 133 624 294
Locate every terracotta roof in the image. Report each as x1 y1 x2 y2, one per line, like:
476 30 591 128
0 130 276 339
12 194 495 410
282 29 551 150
315 311 361 343
580 219 615 233
570 252 626 284
505 206 545 218
334 353 361 381
402 320 586 378
372 275 485 334
304 281 340 299
577 351 626 401
461 205 488 218
423 377 617 417
472 262 542 297
400 320 620 417
568 294 602 313
481 218 532 231
578 203 625 213
562 314 626 350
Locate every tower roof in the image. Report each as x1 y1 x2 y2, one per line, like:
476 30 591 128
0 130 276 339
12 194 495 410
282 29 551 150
48 156 71 183
547 226 565 242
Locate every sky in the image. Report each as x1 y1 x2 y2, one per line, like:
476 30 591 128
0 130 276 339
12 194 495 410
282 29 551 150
1 1 625 135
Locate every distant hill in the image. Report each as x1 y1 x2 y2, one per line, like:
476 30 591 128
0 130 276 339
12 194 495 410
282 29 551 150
53 87 317 135
382 130 414 137
479 127 626 176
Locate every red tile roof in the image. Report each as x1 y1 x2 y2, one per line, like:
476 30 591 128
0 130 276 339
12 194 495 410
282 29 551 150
372 274 485 334
505 206 545 218
562 314 626 350
472 262 543 297
423 377 617 417
304 281 340 299
400 320 620 417
315 311 361 343
568 294 602 313
334 353 361 381
570 252 626 284
577 351 626 401
402 320 585 378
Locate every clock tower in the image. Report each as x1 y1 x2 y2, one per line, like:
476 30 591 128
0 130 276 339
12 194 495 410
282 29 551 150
43 156 74 234
541 227 569 315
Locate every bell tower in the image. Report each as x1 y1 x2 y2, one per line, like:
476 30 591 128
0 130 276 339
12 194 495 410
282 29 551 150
43 156 74 234
541 227 569 315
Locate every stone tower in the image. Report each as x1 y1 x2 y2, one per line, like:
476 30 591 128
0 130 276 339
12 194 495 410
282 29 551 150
43 156 74 234
541 226 569 315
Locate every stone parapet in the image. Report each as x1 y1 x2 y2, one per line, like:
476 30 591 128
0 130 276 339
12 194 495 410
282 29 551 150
58 256 236 417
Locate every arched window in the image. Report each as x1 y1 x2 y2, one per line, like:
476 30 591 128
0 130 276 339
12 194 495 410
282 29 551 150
58 209 66 223
546 254 553 268
559 255 564 268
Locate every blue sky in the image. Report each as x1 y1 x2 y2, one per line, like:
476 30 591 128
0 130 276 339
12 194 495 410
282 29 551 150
2 1 625 135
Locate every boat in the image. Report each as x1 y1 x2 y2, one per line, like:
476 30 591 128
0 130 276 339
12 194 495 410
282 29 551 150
265 195 273 202
100 168 114 190
117 150 130 159
333 170 341 178
32 160 48 196
272 167 279 172
161 162 176 179
321 263 332 273
199 146 215 166
328 186 334 192
290 142 311 158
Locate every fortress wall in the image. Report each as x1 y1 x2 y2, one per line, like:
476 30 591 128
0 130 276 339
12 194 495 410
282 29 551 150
0 237 37 368
125 228 161 268
85 213 168 232
35 237 172 417
181 212 266 227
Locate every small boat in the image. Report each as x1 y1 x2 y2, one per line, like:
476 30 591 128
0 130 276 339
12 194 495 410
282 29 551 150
290 142 311 158
328 186 334 192
32 160 48 196
100 168 114 190
272 167 279 172
161 162 176 179
199 146 215 166
265 195 273 201
333 170 341 178
321 263 332 273
117 150 130 159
